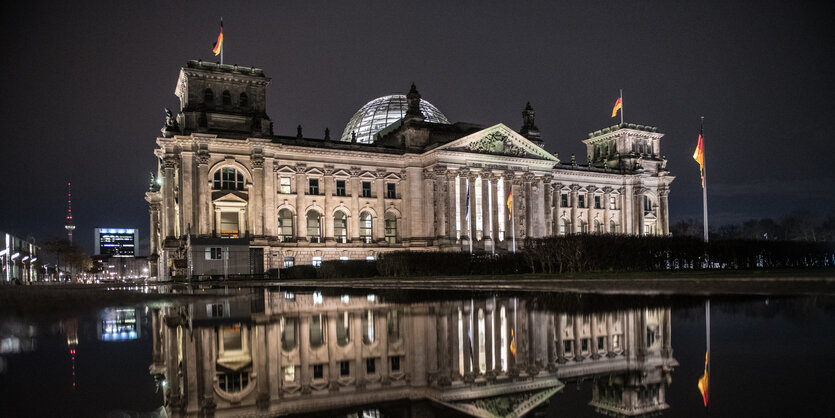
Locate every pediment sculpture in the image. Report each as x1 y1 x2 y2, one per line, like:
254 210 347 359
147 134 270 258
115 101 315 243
466 132 527 157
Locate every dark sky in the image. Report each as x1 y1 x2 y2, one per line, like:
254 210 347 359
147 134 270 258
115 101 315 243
2 1 833 254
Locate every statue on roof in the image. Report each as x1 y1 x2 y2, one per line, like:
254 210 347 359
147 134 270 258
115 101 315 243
161 108 180 138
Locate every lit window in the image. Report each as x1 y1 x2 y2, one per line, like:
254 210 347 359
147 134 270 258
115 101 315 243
312 256 322 267
334 212 348 243
284 291 295 301
278 209 294 242
219 212 239 238
339 256 349 261
362 310 375 344
307 211 321 243
341 295 350 303
365 256 375 261
559 219 569 236
336 180 346 196
313 292 323 305
384 213 397 244
612 334 622 351
594 220 602 234
213 167 245 191
609 196 616 210
609 220 616 234
386 183 396 199
644 195 653 213
367 294 376 302
337 312 351 346
283 257 295 268
581 338 589 353
279 177 291 194
205 247 222 260
284 366 295 382
387 311 400 340
218 371 249 393
359 212 372 243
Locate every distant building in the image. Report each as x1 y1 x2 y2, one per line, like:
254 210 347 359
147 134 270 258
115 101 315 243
146 61 674 280
94 228 138 257
92 255 149 281
1 231 40 284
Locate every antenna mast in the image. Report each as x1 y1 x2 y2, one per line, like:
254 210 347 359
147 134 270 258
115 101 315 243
65 181 76 243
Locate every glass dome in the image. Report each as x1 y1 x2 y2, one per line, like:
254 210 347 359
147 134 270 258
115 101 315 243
340 95 449 143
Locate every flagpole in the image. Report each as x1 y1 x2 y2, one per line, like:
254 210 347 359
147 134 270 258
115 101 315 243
701 116 709 243
220 18 224 65
620 89 624 125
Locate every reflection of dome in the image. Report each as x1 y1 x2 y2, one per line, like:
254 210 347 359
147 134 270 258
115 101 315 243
341 95 449 143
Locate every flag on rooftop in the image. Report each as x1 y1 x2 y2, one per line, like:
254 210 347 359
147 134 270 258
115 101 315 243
611 97 622 118
212 20 224 56
693 133 705 188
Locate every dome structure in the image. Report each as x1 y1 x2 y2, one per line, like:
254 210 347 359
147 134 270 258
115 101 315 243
340 95 449 143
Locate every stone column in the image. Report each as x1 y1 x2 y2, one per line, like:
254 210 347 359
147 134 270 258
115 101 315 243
542 176 553 236
163 156 178 238
264 158 276 237
570 185 579 234
636 188 646 236
446 170 458 241
662 309 673 358
214 208 222 237
295 165 307 240
481 173 492 247
323 167 334 242
180 152 195 235
423 169 436 241
349 167 361 242
374 170 386 242
197 153 210 235
468 173 478 243
603 187 612 234
238 208 247 238
623 185 634 235
483 302 493 372
659 187 670 236
606 312 615 354
490 174 500 244
252 155 265 237
433 167 448 241
459 170 471 243
406 167 423 242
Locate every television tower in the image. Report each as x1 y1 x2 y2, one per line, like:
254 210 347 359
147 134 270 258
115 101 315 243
65 181 76 243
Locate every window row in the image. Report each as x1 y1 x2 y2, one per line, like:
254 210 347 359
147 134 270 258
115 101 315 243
560 193 617 210
557 218 618 235
278 311 401 351
203 88 249 108
278 209 398 244
282 356 402 383
279 178 397 199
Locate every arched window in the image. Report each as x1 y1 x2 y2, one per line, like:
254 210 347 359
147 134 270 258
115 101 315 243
334 211 348 243
203 88 214 106
362 310 375 344
213 167 245 190
609 220 617 234
222 90 232 106
559 218 569 236
359 212 372 243
278 209 294 242
309 314 325 349
594 219 602 234
578 219 587 234
239 92 249 108
643 195 653 213
306 211 321 243
336 312 351 346
384 213 397 244
280 317 297 351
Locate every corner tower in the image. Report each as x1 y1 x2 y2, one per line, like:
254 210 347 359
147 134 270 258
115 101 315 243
167 60 273 138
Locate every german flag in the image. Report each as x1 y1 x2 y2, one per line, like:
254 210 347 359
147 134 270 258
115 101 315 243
611 97 622 118
212 20 223 56
510 328 517 359
507 189 513 220
693 133 705 188
697 352 709 406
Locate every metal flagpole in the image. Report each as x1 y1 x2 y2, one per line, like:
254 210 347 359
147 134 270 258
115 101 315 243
701 117 709 243
620 89 624 125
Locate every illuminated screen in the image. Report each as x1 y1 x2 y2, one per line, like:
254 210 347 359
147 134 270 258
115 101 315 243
96 228 137 257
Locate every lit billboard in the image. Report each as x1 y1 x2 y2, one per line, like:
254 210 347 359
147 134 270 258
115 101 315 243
94 228 138 257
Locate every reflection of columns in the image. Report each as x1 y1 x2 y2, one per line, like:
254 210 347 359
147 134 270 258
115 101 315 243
379 310 389 382
606 313 615 354
449 305 460 379
662 309 672 357
255 324 270 409
327 312 338 390
267 322 281 400
411 308 428 387
546 312 556 370
493 301 503 372
637 309 648 359
573 315 583 362
437 307 450 382
198 329 215 412
353 312 364 387
484 303 493 372
461 305 472 375
299 316 311 390
556 314 567 363
590 314 600 360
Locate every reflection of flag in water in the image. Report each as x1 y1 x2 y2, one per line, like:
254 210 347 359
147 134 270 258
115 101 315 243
510 328 517 359
467 328 474 369
465 182 470 223
698 352 709 406
507 189 513 220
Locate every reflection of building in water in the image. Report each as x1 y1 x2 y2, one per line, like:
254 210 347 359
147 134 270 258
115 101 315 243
98 308 140 341
150 291 676 417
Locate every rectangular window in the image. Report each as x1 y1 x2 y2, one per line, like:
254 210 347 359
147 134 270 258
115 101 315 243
336 179 346 196
594 195 602 209
279 177 291 194
205 247 222 260
581 338 589 352
312 256 322 267
578 194 585 208
390 356 401 372
561 194 569 207
308 178 319 195
609 196 616 210
284 366 295 382
366 358 376 374
612 334 622 350
362 181 372 198
220 212 239 238
313 364 323 380
340 361 350 377
386 183 396 199
597 336 605 351
283 256 295 268
207 303 226 318
564 340 573 354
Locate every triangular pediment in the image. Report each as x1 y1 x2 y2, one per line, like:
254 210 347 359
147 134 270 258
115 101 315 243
431 377 564 418
213 192 248 203
433 124 558 161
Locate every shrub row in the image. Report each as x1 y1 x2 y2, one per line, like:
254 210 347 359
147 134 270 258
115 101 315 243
277 237 835 279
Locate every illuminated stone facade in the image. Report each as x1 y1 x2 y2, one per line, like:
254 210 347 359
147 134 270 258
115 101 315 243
149 291 677 417
146 61 674 279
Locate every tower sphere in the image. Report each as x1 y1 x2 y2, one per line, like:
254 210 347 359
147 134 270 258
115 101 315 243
341 95 449 144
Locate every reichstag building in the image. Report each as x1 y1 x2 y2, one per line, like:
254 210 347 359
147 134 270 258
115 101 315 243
146 61 673 279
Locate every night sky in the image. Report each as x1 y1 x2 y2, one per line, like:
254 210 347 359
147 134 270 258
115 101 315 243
2 1 833 254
